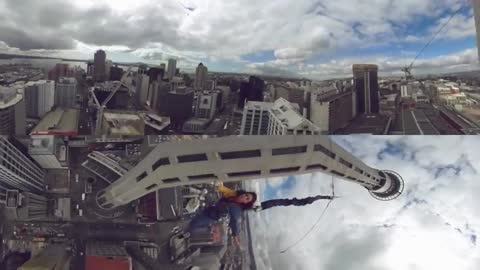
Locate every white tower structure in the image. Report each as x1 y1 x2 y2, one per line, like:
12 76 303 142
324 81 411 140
97 136 404 209
473 0 480 61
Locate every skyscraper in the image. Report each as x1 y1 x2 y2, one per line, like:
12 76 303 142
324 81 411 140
0 86 26 136
474 0 480 60
96 136 404 209
47 63 73 82
24 80 55 119
94 50 107 82
352 64 379 114
194 63 209 90
55 77 77 108
136 74 150 106
165 89 194 129
0 136 45 193
268 98 320 135
147 67 165 83
167 59 177 80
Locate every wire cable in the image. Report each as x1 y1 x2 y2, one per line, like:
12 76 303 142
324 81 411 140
408 1 468 69
279 137 337 254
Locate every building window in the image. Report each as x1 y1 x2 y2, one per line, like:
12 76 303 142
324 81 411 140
219 150 261 160
163 178 181 183
227 170 262 177
136 172 148 182
188 174 217 181
330 170 345 177
314 144 336 159
146 184 158 191
177 153 208 163
152 157 170 171
270 167 300 174
378 171 386 178
272 146 307 156
306 164 328 170
354 167 364 174
346 176 358 181
339 158 353 168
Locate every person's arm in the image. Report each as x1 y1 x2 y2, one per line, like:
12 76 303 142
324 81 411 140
216 183 237 198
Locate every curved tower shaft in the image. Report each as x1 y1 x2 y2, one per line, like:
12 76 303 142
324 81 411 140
97 136 404 209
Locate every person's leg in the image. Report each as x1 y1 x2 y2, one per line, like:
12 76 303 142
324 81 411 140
187 210 215 233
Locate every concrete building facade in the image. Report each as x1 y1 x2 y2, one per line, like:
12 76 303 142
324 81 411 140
310 91 355 134
195 91 218 119
55 77 78 108
97 136 404 209
29 135 68 169
0 137 45 193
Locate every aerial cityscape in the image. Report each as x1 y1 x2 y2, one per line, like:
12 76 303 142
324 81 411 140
1 0 480 269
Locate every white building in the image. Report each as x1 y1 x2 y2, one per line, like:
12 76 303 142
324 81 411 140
29 135 68 169
25 80 55 118
167 59 177 80
55 77 77 108
195 91 218 119
240 101 273 135
268 98 320 135
194 63 208 90
0 136 45 193
96 136 405 209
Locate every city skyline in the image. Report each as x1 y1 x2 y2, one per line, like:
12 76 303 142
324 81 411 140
0 0 478 79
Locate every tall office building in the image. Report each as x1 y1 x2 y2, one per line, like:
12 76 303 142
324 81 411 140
240 101 273 135
273 85 306 109
24 80 55 119
17 192 48 220
195 91 218 119
238 76 265 109
110 66 124 81
97 136 405 209
0 86 26 136
94 50 107 82
165 89 194 129
149 81 170 114
474 0 480 60
105 60 113 80
310 90 355 134
268 98 320 135
352 64 379 114
194 63 209 90
0 137 45 193
167 59 177 80
147 67 165 83
55 77 77 108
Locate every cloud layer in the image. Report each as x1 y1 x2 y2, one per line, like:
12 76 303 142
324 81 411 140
0 0 477 78
246 136 480 270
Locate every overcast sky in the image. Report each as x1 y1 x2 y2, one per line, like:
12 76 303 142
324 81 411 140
0 0 479 79
246 136 480 270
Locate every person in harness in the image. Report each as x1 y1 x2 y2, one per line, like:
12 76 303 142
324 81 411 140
186 183 257 246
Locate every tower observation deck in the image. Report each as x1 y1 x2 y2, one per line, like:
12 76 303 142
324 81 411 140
96 136 404 209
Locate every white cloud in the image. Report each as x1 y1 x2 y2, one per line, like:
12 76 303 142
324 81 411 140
248 136 480 270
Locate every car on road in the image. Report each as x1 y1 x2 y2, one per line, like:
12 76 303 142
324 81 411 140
75 174 79 183
81 193 86 201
